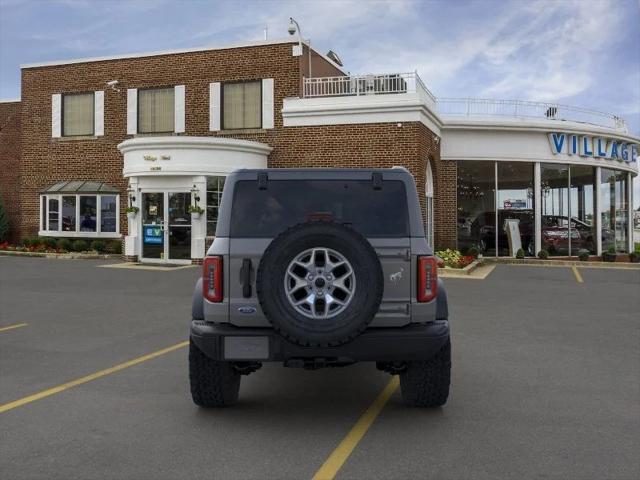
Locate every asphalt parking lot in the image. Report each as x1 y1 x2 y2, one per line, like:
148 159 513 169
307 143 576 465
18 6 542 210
1 257 638 480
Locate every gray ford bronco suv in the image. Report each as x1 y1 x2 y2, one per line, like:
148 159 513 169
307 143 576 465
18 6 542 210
190 168 451 407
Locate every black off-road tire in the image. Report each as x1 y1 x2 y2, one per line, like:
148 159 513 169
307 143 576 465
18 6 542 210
400 338 451 407
256 222 383 347
189 337 241 407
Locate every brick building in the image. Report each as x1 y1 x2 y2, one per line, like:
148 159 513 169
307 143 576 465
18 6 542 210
0 38 637 262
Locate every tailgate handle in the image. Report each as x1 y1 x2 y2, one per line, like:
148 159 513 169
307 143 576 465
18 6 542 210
240 258 252 298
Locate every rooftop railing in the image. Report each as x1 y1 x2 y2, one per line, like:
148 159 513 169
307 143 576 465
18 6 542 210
302 74 628 132
303 72 436 103
436 98 628 132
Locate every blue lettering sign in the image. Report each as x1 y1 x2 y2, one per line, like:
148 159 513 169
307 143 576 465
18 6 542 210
631 144 638 163
610 141 619 159
620 143 628 162
580 136 593 156
569 135 578 155
595 138 607 157
549 133 565 154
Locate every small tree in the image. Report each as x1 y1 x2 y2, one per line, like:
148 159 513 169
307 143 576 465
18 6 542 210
0 195 9 243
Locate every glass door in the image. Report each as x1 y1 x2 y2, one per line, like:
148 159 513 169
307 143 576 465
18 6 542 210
141 192 165 261
167 192 191 261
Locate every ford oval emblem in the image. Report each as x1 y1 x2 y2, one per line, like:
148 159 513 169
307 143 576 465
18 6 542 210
238 306 257 315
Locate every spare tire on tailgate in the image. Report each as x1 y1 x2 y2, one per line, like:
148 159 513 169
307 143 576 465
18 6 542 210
256 222 383 347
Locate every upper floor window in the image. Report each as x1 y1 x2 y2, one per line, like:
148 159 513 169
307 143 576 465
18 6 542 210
138 87 175 133
63 92 94 136
223 81 261 129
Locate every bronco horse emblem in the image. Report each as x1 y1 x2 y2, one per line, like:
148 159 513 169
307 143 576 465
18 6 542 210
389 268 404 284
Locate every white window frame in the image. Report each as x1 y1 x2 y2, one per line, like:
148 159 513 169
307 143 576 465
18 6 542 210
39 193 120 238
61 91 97 137
425 160 434 246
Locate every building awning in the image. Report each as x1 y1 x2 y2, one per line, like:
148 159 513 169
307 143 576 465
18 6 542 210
41 181 120 194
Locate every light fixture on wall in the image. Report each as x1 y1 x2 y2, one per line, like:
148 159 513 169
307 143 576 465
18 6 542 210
191 185 200 203
126 187 136 204
288 17 312 78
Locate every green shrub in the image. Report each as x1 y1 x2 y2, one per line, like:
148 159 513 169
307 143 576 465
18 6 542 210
57 238 72 251
537 249 549 260
108 240 122 254
0 195 9 243
41 237 58 249
72 239 88 252
515 248 525 259
90 240 106 252
607 245 616 254
467 246 479 258
577 249 590 261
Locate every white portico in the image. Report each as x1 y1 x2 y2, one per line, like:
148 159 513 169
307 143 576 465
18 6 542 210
118 136 271 262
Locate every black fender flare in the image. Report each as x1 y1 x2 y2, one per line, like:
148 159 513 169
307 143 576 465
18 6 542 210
192 278 204 320
436 278 448 320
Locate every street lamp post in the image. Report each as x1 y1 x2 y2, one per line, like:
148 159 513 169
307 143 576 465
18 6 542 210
288 17 312 81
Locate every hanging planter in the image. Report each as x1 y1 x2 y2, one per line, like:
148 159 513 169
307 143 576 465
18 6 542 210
188 205 204 220
125 206 139 220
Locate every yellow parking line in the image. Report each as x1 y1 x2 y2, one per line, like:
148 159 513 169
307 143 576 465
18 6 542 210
571 266 584 283
0 341 188 414
312 376 400 480
0 323 28 333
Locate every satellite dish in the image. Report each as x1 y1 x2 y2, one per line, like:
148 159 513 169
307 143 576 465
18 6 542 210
326 50 343 67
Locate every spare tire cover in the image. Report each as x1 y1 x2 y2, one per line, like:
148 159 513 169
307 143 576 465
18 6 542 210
256 222 383 347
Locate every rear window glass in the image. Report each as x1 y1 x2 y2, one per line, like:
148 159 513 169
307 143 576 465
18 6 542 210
230 180 409 237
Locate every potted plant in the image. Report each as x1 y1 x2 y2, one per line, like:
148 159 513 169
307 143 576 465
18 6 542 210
188 204 204 219
125 206 139 220
537 249 549 260
515 248 525 259
577 249 590 262
629 246 640 263
603 245 617 262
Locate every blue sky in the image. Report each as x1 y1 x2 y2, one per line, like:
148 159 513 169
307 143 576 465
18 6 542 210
1 0 639 203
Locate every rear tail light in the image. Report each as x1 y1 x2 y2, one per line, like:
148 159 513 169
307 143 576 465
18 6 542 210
417 256 438 303
203 256 223 302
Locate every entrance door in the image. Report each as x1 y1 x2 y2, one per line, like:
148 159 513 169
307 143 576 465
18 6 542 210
141 192 192 263
167 192 192 261
141 192 165 261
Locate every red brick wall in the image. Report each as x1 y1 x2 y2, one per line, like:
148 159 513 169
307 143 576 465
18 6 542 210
15 41 450 246
18 42 304 239
0 101 21 241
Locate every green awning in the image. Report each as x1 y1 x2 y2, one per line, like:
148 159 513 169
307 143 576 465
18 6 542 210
41 181 120 194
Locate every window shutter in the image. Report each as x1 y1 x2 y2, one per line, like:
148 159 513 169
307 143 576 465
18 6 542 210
127 88 137 134
51 94 62 138
174 85 185 133
209 82 220 131
94 91 104 136
262 78 274 129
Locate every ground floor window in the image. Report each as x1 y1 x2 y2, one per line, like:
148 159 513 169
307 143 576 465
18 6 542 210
458 160 629 256
601 168 628 253
40 193 119 237
206 176 226 236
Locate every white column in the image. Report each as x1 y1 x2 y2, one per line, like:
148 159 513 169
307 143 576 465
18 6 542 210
191 175 207 260
595 166 602 256
628 171 633 253
534 162 541 256
125 177 140 258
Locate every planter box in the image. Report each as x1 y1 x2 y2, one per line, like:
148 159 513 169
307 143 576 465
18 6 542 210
602 253 618 262
126 212 137 221
191 212 202 220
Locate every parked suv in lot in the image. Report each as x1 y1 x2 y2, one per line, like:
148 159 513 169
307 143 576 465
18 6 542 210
190 168 451 407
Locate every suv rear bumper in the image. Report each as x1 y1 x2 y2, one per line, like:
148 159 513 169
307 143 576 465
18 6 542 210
190 320 450 363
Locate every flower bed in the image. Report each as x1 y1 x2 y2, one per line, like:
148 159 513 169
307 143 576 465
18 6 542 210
0 237 122 255
435 248 476 269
